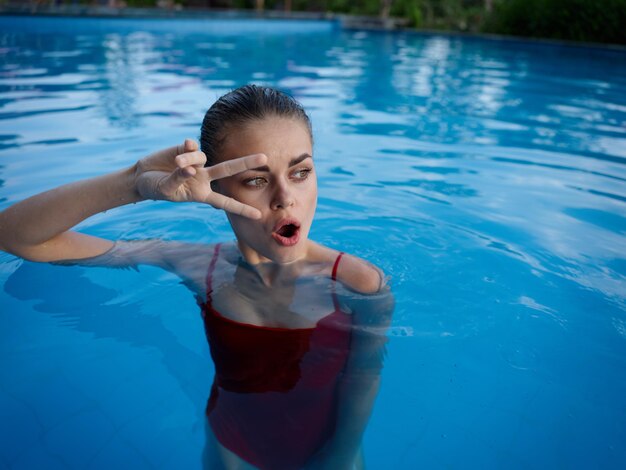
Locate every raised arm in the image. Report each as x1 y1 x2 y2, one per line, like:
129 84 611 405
0 139 266 263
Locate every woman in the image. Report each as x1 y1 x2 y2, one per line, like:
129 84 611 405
0 85 393 469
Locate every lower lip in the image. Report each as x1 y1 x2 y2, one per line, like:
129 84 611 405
271 228 300 247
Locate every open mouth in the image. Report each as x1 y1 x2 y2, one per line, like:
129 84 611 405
277 224 298 238
272 220 301 247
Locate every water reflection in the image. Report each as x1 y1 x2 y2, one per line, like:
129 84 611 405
100 34 141 129
4 262 210 417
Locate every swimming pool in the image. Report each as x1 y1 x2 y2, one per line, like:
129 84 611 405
1 14 625 468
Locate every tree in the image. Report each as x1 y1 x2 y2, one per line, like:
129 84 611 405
380 0 393 18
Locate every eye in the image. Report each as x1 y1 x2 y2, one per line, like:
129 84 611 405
291 167 312 181
243 176 268 188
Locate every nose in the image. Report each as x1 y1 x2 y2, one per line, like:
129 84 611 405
270 180 295 211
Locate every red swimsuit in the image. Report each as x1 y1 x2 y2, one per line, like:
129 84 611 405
200 244 352 470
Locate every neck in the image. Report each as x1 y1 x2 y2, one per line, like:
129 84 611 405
236 241 309 287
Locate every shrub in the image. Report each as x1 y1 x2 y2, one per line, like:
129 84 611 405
484 0 626 44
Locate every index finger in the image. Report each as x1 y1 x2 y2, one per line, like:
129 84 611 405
206 153 268 181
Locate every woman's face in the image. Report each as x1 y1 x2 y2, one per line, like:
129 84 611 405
215 116 317 265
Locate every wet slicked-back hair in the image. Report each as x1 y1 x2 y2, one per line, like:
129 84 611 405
200 84 312 167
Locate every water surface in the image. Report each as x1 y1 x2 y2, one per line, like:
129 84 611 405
1 15 626 469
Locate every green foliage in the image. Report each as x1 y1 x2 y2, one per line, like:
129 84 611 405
70 0 624 45
124 0 158 6
389 0 485 31
484 0 626 44
391 0 423 27
323 0 380 16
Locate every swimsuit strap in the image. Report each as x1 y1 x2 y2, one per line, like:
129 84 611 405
331 252 344 281
206 243 222 302
331 252 344 311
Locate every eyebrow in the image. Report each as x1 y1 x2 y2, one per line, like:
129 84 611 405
249 153 312 172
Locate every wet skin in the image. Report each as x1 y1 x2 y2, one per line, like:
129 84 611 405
160 116 340 328
215 116 318 267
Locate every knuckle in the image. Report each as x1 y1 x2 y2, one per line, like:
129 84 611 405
192 151 203 164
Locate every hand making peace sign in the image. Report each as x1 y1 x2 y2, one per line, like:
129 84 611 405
134 139 267 220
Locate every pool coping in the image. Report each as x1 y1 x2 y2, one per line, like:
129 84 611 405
0 3 395 27
2 3 625 53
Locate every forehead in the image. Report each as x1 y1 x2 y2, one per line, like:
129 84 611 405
219 116 312 164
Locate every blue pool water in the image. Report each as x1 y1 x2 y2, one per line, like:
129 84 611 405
1 14 626 469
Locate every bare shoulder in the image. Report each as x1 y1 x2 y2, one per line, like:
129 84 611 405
335 252 385 295
308 242 385 295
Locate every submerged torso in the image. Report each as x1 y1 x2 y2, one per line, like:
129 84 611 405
199 243 353 470
187 241 346 329
56 238 385 469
